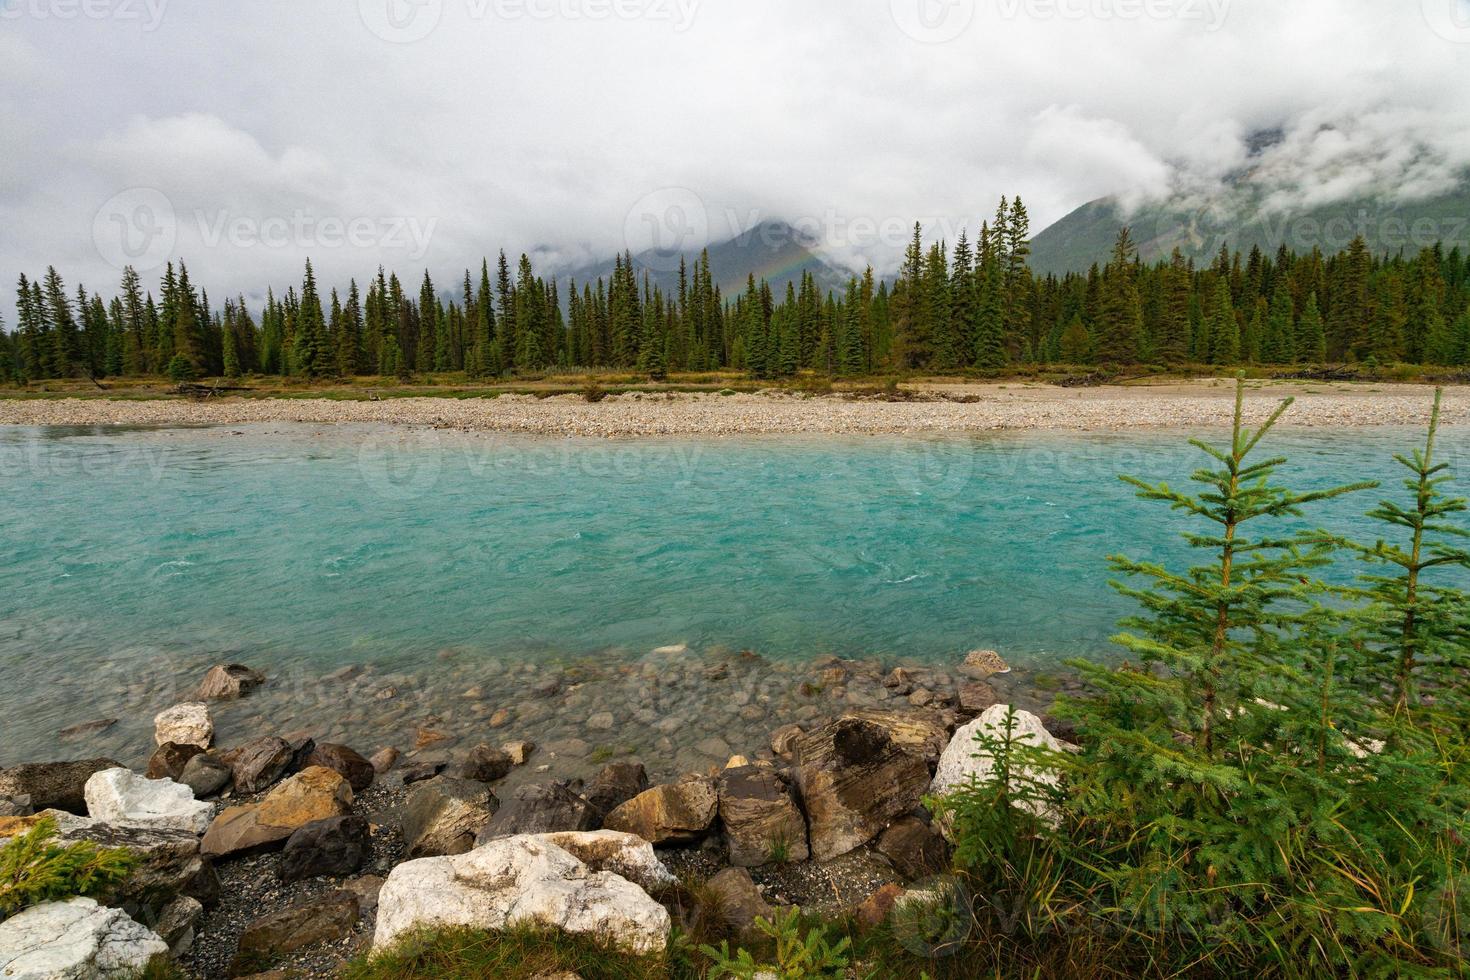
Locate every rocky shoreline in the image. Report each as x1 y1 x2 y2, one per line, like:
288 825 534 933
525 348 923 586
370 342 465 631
0 651 1069 978
1 381 1466 436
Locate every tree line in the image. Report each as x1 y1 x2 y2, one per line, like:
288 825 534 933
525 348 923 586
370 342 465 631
6 196 1470 384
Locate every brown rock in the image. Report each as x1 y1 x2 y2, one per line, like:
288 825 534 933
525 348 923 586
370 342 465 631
147 743 204 781
369 747 399 774
196 664 265 701
402 776 498 857
501 740 536 765
201 767 353 858
705 868 774 941
883 667 917 694
838 707 951 764
856 883 906 930
603 775 717 844
475 782 598 843
232 891 358 972
877 816 950 881
717 766 809 867
220 736 294 794
0 760 123 815
415 728 449 749
581 762 648 817
456 743 513 783
488 708 512 728
768 724 804 759
793 718 931 861
957 681 1000 717
305 744 375 792
57 719 118 740
960 649 1010 678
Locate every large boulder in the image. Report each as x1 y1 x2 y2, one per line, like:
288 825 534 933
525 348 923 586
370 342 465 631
529 831 676 893
0 759 122 815
793 718 931 861
201 766 353 858
195 663 266 700
84 768 213 834
232 891 359 972
402 776 498 858
838 707 952 764
219 735 295 794
0 898 168 980
581 762 649 817
717 765 808 867
603 776 717 845
476 782 598 843
304 744 376 792
373 835 670 954
704 868 774 941
279 815 370 882
929 704 1071 836
153 702 213 749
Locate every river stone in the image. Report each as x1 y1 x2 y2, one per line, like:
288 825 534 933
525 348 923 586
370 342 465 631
929 704 1071 837
0 897 168 980
960 649 1010 678
84 768 213 834
201 766 354 858
0 759 122 815
57 718 118 740
196 663 266 700
582 762 649 816
603 775 717 845
146 742 204 781
221 735 295 794
501 740 536 765
877 816 950 881
179 754 232 798
279 815 370 882
0 795 31 818
233 890 359 969
957 681 1000 718
769 724 804 759
838 707 951 764
305 743 376 792
705 868 775 941
456 743 513 783
369 747 400 774
402 776 498 858
717 765 809 867
154 895 203 955
153 702 213 749
793 717 932 861
476 782 598 843
373 835 670 954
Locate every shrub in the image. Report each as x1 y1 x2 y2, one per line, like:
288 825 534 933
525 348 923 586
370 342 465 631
701 907 854 980
165 354 196 383
0 816 138 919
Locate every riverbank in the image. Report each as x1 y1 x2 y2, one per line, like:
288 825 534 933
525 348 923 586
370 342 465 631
1 380 1465 435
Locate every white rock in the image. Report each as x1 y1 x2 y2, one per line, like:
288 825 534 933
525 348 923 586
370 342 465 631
929 704 1071 836
374 835 671 955
84 768 213 834
530 830 677 893
153 702 213 749
0 897 168 980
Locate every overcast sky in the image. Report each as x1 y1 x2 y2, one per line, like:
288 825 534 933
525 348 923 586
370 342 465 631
3 0 1469 320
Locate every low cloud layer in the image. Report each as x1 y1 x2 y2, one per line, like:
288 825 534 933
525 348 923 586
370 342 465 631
3 0 1469 318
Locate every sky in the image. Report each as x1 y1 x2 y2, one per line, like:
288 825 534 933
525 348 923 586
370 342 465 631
3 0 1470 319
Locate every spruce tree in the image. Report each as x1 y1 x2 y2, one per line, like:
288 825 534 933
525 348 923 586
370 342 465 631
1093 228 1142 364
1296 290 1327 363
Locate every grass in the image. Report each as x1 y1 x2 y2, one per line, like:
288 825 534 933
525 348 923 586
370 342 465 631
341 925 684 980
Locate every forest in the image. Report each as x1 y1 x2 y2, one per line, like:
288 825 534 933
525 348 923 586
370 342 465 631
5 197 1470 385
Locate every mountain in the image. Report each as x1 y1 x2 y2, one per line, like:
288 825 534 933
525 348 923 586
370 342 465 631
562 219 852 299
1030 179 1470 276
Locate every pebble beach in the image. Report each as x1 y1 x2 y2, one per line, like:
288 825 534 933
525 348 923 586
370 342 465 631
1 381 1465 436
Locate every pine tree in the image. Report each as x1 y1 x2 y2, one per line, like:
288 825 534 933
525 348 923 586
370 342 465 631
1058 315 1091 364
1208 277 1239 364
1296 290 1327 363
294 259 330 378
1093 228 1142 364
1263 285 1295 364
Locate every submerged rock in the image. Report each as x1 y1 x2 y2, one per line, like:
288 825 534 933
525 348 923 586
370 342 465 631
0 898 168 980
195 663 266 700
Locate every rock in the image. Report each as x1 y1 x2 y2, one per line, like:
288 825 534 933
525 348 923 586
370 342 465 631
476 783 598 842
704 868 774 941
717 766 809 867
856 883 906 930
369 747 400 774
488 708 512 728
0 759 122 815
402 776 498 858
792 718 932 861
958 681 1000 717
233 891 358 969
581 762 649 817
415 728 449 749
769 724 804 759
154 895 203 955
0 898 168 980
84 768 213 834
279 815 370 882
344 874 385 914
179 754 232 798
724 755 750 769
195 663 266 700
147 742 204 781
961 649 1010 678
586 711 615 731
154 702 213 749
202 767 353 858
907 688 936 707
305 744 376 792
603 775 718 845
373 836 670 954
883 667 917 694
0 795 32 818
1041 714 1081 743
839 707 951 764
529 830 677 893
221 736 295 794
502 740 536 765
456 744 513 783
929 705 1070 836
876 816 950 881
57 718 118 740
397 761 445 786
